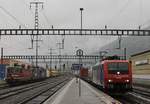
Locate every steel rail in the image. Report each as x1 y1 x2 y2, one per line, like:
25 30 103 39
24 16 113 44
18 78 70 104
0 76 70 104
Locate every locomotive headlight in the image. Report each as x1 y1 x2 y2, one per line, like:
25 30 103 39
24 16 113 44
117 72 120 75
108 79 112 82
125 80 129 82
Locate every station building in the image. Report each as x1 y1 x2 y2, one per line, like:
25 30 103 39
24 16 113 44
130 50 150 75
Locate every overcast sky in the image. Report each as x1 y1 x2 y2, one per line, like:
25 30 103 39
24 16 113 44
0 0 150 57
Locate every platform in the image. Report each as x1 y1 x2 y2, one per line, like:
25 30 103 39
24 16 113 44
133 75 150 87
0 80 6 84
133 75 150 80
44 78 120 104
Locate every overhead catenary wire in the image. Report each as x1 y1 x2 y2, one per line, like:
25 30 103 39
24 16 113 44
138 0 143 29
41 11 60 52
106 0 131 50
0 2 38 55
41 10 51 28
19 0 44 49
0 3 29 45
20 1 55 53
107 0 131 26
21 0 59 52
0 5 31 50
41 10 59 50
0 6 27 28
140 19 150 29
21 0 45 50
17 0 35 49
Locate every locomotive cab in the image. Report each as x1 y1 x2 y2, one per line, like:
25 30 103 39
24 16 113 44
105 60 132 92
91 55 133 93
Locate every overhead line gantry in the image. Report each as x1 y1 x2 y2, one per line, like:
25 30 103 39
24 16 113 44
3 55 101 60
0 29 149 36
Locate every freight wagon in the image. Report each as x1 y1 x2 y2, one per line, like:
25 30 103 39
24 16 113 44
0 64 6 80
80 67 88 79
46 69 59 77
6 63 47 84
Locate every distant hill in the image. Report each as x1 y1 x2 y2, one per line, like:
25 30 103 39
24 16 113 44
98 36 150 58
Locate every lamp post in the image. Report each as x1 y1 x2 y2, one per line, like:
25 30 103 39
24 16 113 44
80 8 84 35
78 8 84 97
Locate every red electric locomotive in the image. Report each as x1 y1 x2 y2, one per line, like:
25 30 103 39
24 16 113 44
6 63 33 83
6 63 46 84
90 56 132 93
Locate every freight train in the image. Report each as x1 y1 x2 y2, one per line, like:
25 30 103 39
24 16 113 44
80 56 132 93
5 62 61 84
6 63 46 83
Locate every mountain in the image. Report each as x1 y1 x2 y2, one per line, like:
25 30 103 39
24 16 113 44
98 36 150 58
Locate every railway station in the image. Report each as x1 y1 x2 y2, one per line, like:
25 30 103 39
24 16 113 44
0 0 150 104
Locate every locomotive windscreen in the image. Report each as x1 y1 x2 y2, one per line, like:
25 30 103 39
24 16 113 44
108 62 129 74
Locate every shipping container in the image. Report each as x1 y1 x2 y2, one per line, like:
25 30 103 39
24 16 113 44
0 64 6 80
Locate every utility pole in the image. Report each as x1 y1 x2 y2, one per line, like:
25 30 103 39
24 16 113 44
30 1 43 68
43 57 48 69
49 48 53 70
118 35 122 49
56 34 65 72
57 43 62 72
1 48 3 64
124 48 126 60
61 34 65 49
48 48 55 69
80 8 84 35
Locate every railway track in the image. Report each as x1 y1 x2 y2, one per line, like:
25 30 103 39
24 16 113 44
0 79 49 90
90 82 150 104
0 75 71 104
19 78 68 104
0 83 9 89
82 78 150 104
133 86 150 99
125 86 150 104
0 77 57 98
114 86 150 104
